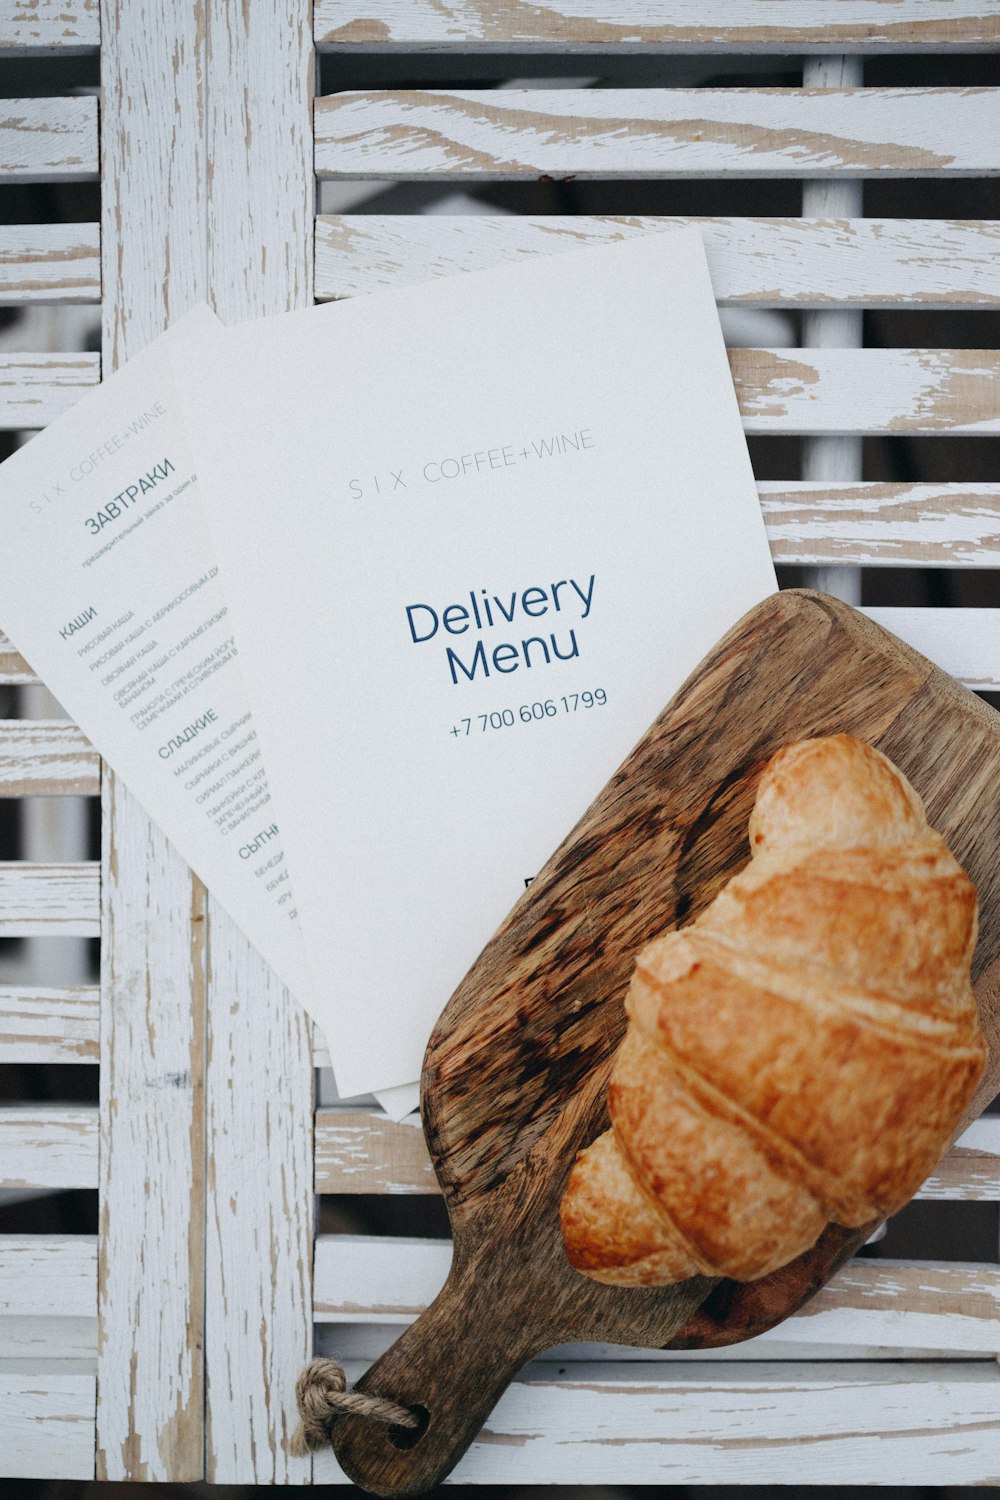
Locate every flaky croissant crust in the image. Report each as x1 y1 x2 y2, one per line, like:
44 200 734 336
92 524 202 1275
560 734 986 1287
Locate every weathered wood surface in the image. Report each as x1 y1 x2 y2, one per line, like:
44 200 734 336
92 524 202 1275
0 353 100 428
97 0 211 1481
315 1111 1000 1200
332 591 1000 1495
731 348 1000 436
201 0 315 1482
863 608 1000 693
0 224 101 302
0 1315 96 1359
315 215 1000 309
314 0 1000 52
0 720 98 797
0 985 100 1063
1 1364 98 1480
0 0 98 52
319 1360 1000 1486
0 862 99 936
0 97 98 180
0 633 36 685
759 483 1000 568
314 1238 1000 1354
0 1105 97 1189
315 89 1000 180
0 1235 97 1315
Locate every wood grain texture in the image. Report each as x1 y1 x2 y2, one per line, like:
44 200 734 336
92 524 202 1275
730 347 1000 435
314 0 1000 52
0 353 99 428
0 861 98 936
97 0 209 1481
0 1105 97 1189
0 0 98 53
314 89 1000 181
0 985 100 1062
332 592 1000 1495
315 1113 1000 1201
0 97 97 180
0 631 36 684
0 719 98 796
0 224 100 302
759 483 1000 567
202 0 315 1482
314 1237 1000 1354
0 1235 96 1316
322 1360 1000 1486
1 1365 97 1480
315 215 1000 309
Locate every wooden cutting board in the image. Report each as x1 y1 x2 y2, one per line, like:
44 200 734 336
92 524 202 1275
333 590 1000 1496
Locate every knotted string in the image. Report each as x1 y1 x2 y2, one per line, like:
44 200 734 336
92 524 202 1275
290 1357 420 1456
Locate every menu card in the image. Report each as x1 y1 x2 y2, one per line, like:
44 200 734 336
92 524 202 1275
0 308 415 1114
175 230 777 1102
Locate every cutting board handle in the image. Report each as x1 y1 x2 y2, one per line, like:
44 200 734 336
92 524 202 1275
332 1255 547 1496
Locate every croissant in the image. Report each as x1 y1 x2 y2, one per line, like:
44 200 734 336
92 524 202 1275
560 734 985 1286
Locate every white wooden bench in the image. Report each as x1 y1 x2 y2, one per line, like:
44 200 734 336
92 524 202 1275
1 0 998 1484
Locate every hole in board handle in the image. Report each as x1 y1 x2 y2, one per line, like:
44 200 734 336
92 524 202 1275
388 1404 430 1451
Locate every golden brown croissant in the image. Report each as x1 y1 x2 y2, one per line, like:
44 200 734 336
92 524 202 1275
560 733 985 1286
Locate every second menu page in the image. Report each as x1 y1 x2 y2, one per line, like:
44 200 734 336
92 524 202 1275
176 229 776 1103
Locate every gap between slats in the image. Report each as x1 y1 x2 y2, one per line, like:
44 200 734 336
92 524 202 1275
0 98 98 182
313 1 1000 53
314 1110 1000 1200
0 224 101 303
314 88 1000 181
315 215 1000 310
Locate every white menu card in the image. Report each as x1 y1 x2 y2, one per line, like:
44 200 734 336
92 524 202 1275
176 230 777 1102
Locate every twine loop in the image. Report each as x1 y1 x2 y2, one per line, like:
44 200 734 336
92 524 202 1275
290 1357 421 1456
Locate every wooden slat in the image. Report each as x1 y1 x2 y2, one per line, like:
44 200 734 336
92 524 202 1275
316 1111 1000 1199
731 348 1000 436
0 985 100 1063
97 0 210 1480
0 1105 98 1190
0 1235 97 1316
759 483 1000 568
315 215 1000 310
311 1360 1000 1485
864 607 1000 692
0 862 99 936
0 720 98 796
315 1 1000 53
315 89 1000 181
200 0 316 1483
314 1237 999 1352
0 224 101 303
0 631 36 685
0 97 98 181
0 1364 96 1480
0 0 98 53
0 353 100 428
0 1315 95 1359
915 1119 1000 1200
